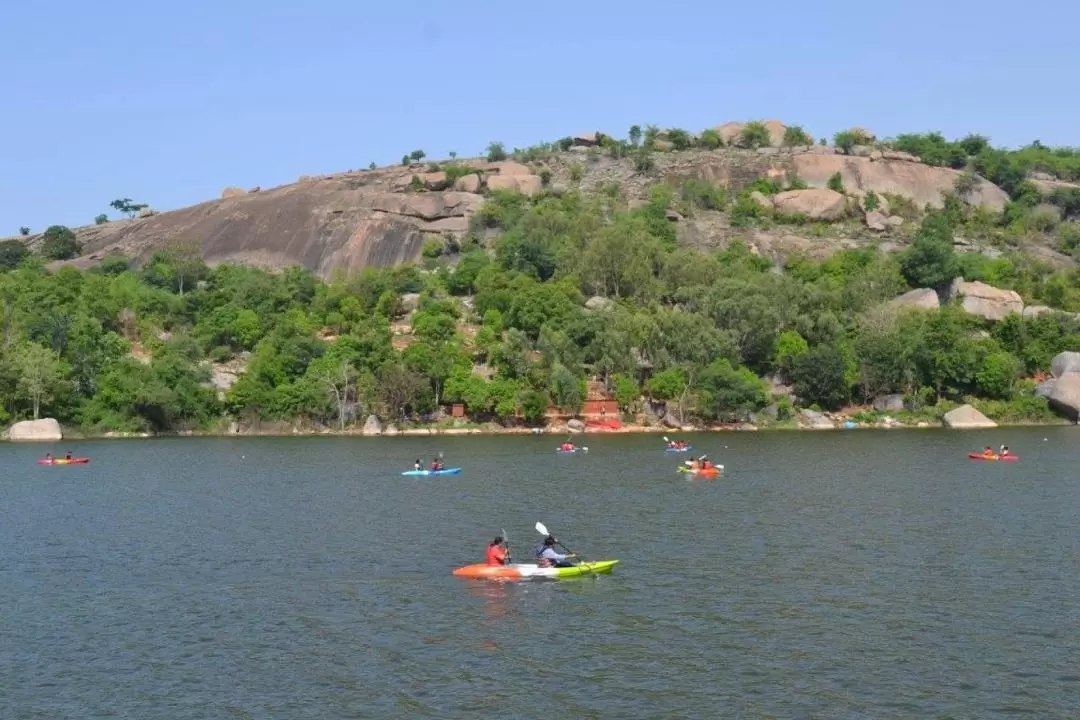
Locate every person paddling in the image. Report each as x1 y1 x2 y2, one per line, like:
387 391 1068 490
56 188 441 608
65 452 73 460
414 459 423 471
44 453 53 464
486 536 509 566
983 446 995 458
535 535 577 568
1000 445 1011 457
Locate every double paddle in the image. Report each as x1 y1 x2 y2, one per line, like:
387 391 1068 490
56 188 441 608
534 521 598 574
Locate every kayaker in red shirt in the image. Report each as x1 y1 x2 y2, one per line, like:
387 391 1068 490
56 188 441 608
486 536 508 566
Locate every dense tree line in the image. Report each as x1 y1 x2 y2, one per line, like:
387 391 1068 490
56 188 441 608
1 175 1078 433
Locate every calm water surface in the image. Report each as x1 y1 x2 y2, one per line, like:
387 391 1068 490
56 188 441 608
1 429 1079 719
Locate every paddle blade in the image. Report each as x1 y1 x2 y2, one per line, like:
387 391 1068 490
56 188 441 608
535 521 549 536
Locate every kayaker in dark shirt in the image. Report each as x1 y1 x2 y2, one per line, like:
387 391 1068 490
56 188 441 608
486 537 508 566
431 458 443 471
65 452 73 460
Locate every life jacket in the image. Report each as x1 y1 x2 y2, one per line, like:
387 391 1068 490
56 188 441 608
536 544 553 567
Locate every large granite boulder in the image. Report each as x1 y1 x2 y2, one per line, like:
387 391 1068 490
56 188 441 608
1046 372 1080 420
872 394 906 412
942 404 997 429
361 415 382 436
772 188 847 221
890 288 940 311
799 409 835 429
567 418 586 433
1051 351 1080 378
949 279 1023 321
7 418 63 441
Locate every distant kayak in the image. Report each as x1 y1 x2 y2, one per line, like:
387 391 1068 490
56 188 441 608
401 467 462 476
664 446 693 453
38 458 90 465
453 560 618 580
967 453 1019 462
556 447 587 454
678 465 722 476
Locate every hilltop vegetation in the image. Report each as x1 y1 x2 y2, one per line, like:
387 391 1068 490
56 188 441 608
3 121 1080 434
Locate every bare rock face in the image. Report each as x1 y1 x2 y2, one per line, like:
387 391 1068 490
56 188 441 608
772 188 847 221
790 154 1008 212
585 295 614 312
762 120 787 147
221 187 247 199
1046 372 1080 420
750 191 775 211
487 174 542 196
714 121 746 145
873 394 906 412
799 409 835 429
942 404 997 429
1051 351 1080 378
1023 305 1054 320
454 174 481 193
418 172 450 191
7 418 63 441
949 279 1023 321
485 161 532 176
865 210 888 231
890 288 940 310
362 415 382 436
573 133 600 147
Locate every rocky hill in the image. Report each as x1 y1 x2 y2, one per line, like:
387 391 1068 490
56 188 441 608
14 119 1070 279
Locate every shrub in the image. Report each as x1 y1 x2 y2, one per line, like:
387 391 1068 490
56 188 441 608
409 149 426 163
730 194 767 227
782 125 812 147
401 154 410 166
569 163 584 183
666 128 693 151
785 175 809 191
486 142 508 162
747 178 781 195
680 180 726 211
408 175 424 192
539 168 553 187
698 128 722 149
556 137 573 151
40 225 80 260
833 131 858 155
442 162 474 186
737 121 771 149
633 151 656 174
0 239 30 269
864 190 880 211
19 226 30 236
826 172 845 194
421 239 443 259
95 214 109 225
368 162 377 170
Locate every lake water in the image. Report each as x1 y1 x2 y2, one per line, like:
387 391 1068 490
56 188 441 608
1 428 1079 719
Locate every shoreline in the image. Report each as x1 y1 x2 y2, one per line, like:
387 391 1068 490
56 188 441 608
11 417 1072 441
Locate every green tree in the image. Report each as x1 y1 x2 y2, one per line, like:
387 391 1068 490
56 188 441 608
782 125 812 146
486 141 508 162
737 121 771 149
19 226 30 236
109 198 148 218
40 225 80 260
409 149 426 163
900 213 957 288
14 342 63 419
0 239 30 270
95 214 109 225
611 373 639 412
696 358 769 420
790 345 850 410
976 351 1021 399
773 329 809 377
698 128 722 149
666 128 693 151
550 362 584 415
628 125 642 147
833 131 858 154
519 389 549 423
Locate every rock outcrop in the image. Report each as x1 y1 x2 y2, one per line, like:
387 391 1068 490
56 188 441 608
872 394 906 412
948 279 1023 321
584 296 614 312
1046 372 1080 420
798 409 835 429
772 188 847 221
889 288 940 311
1051 351 1080 378
361 415 382 436
7 418 63 441
567 418 586 432
942 404 997 429
789 154 1008 212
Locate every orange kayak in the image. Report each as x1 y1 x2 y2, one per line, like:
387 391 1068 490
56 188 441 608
453 561 618 580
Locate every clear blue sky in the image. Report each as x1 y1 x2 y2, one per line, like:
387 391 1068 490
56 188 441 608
3 0 1079 233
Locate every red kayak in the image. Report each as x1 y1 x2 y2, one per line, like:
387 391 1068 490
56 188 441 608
37 458 90 465
967 453 1018 462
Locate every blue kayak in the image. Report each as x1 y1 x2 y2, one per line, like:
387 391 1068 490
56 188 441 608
401 468 462 476
664 446 693 453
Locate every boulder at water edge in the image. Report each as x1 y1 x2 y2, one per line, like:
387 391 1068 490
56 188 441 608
567 418 586 433
1051 351 1080 378
872 394 906 412
361 415 382 436
799 409 835 429
7 418 63 441
1046 372 1080 421
942 404 997 429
